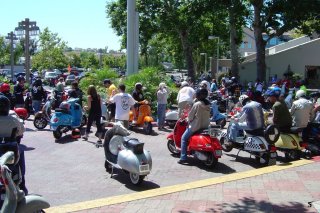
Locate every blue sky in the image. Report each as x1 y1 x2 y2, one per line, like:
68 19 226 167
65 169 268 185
0 0 122 51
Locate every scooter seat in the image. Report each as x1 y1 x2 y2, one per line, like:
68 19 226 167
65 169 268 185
55 108 71 114
245 129 264 136
193 128 208 135
123 138 144 155
289 127 304 134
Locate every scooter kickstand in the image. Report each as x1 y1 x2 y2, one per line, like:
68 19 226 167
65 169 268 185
235 149 241 161
110 166 114 178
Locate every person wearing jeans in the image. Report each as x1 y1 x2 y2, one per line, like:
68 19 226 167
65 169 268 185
157 82 169 130
178 88 210 164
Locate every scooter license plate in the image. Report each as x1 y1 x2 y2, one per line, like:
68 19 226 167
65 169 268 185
270 152 277 158
139 164 150 172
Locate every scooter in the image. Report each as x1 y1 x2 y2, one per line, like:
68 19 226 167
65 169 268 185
274 127 310 161
166 115 223 168
303 122 320 155
33 97 55 129
129 100 154 135
103 122 152 185
0 151 50 212
220 119 280 166
50 98 86 139
210 100 227 128
165 105 179 129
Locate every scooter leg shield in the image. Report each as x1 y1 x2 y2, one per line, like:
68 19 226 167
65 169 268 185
118 150 151 175
275 134 300 149
16 195 50 213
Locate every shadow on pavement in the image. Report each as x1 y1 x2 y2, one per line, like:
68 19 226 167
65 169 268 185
224 153 261 169
25 127 36 132
211 162 236 174
129 128 159 136
55 135 79 144
202 197 312 213
19 144 35 151
109 171 160 192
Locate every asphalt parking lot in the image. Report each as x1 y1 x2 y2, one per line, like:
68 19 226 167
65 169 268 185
23 118 286 207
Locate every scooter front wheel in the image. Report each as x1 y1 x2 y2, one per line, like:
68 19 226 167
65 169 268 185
53 127 62 139
34 117 48 129
143 122 152 135
129 173 145 185
167 140 180 156
220 137 233 152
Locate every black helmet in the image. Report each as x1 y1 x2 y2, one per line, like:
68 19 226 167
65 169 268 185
17 75 25 82
103 79 111 85
0 95 10 116
135 82 143 90
196 88 208 101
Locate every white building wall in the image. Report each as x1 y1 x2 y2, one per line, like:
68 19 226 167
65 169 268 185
239 38 320 83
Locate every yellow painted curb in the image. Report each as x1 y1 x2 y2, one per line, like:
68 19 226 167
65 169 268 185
47 159 313 213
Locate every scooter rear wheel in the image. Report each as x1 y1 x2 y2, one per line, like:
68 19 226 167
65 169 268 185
34 117 48 129
129 173 145 185
143 122 152 135
203 152 218 168
53 127 62 139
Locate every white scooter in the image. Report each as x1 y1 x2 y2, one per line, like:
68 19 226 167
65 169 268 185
103 123 152 185
220 119 280 166
165 105 179 128
0 151 50 212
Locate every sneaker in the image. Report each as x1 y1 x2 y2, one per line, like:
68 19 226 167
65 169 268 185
97 140 102 145
177 159 188 164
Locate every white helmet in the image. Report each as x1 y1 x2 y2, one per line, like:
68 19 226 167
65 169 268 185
180 81 189 88
295 90 306 99
239 94 249 106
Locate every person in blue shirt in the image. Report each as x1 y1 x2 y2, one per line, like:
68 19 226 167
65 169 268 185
227 94 265 142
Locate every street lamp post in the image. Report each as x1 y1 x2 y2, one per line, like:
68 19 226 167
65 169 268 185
208 36 220 74
209 56 212 73
200 53 207 73
15 18 40 83
5 32 18 81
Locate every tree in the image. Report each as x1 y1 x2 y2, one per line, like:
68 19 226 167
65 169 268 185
80 52 99 69
248 0 320 82
0 36 24 66
32 28 68 71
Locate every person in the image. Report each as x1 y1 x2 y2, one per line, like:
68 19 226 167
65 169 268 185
132 82 146 121
13 76 26 108
178 88 211 164
0 95 27 194
0 83 15 110
56 77 65 93
31 78 47 113
290 90 315 128
227 95 265 143
266 87 292 132
210 79 218 92
68 81 84 106
200 80 211 93
157 82 169 130
177 81 195 117
103 79 117 121
83 85 103 144
109 84 136 129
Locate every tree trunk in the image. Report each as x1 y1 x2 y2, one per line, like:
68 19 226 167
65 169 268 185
179 30 195 82
252 1 267 82
229 5 240 79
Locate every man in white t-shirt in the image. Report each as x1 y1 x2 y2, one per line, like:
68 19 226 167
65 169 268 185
177 81 195 117
109 84 136 128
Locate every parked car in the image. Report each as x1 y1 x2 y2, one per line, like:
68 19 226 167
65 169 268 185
65 74 76 85
44 72 58 81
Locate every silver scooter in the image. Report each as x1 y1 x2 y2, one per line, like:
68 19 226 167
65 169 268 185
0 151 50 212
103 122 152 185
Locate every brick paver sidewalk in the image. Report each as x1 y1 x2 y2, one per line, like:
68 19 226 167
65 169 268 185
74 159 320 213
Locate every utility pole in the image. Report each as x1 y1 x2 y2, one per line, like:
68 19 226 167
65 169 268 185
15 18 40 83
5 32 18 81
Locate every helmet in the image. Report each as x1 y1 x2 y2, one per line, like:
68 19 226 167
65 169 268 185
59 102 70 111
231 76 236 81
239 94 250 106
265 86 281 97
16 75 25 82
0 83 10 93
180 81 189 88
0 95 10 116
295 90 306 99
34 78 42 87
135 82 143 90
196 88 208 101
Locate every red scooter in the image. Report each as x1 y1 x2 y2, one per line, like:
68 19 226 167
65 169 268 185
166 116 223 168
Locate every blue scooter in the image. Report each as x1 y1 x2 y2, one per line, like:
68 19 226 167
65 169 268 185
50 98 86 139
210 100 227 128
